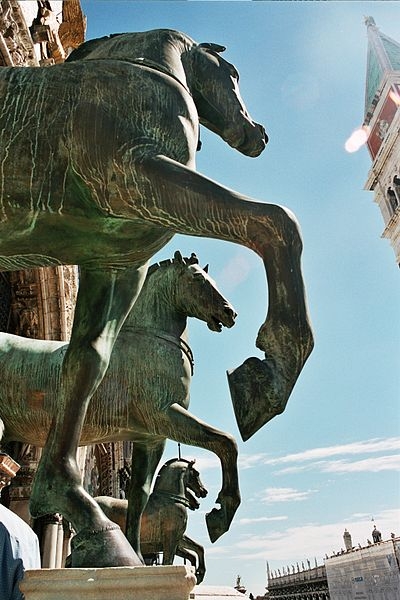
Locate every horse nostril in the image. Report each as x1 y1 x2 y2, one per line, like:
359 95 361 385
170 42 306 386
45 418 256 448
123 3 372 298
227 307 237 320
259 124 268 144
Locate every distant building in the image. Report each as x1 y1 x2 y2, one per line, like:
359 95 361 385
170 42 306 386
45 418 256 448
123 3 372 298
192 585 251 599
265 533 400 600
266 562 329 600
363 17 400 265
325 536 400 600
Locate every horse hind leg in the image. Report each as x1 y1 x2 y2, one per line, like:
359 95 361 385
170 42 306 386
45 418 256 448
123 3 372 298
29 266 147 568
178 535 206 584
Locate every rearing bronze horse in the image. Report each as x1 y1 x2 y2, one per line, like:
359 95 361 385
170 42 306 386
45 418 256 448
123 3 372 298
0 29 313 566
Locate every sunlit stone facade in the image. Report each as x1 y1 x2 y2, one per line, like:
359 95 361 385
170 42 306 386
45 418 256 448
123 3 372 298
363 17 400 266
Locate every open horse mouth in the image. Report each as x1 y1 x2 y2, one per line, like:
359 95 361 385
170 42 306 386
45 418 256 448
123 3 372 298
186 486 208 511
208 306 237 332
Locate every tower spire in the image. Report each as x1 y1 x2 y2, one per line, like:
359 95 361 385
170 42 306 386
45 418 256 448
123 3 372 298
363 18 400 266
364 16 400 117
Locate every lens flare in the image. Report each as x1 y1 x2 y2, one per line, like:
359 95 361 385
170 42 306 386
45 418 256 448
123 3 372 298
345 125 370 153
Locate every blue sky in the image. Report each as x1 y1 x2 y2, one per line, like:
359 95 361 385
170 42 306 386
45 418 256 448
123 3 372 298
81 2 399 596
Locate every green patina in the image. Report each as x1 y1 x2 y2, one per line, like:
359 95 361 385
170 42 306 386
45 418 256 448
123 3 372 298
0 28 313 568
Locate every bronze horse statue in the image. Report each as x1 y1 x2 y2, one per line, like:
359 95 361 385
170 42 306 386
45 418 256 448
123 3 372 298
0 252 238 562
96 458 208 583
0 28 313 565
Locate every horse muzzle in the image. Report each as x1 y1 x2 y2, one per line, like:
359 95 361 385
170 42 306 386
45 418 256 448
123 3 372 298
235 122 268 157
208 304 237 332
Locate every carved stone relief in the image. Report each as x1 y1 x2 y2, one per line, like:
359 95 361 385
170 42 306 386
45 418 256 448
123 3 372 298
0 1 38 67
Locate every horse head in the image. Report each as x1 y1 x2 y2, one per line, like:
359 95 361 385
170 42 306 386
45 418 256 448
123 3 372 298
184 459 208 511
155 457 207 509
185 43 268 157
67 29 267 157
172 250 237 332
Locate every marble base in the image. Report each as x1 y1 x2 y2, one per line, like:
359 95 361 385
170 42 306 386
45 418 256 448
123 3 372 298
20 565 196 600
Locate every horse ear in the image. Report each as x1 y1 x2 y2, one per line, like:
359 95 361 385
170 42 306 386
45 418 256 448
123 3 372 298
188 253 199 265
198 42 226 54
203 264 209 273
173 250 184 263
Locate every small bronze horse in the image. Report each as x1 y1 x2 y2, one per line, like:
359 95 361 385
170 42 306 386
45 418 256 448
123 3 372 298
0 252 239 561
0 29 313 565
96 458 208 583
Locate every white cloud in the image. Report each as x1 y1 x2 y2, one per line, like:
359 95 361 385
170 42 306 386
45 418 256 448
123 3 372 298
321 454 400 473
194 455 220 472
275 454 400 476
260 487 315 503
239 453 269 470
237 438 400 476
264 437 400 465
239 516 288 525
225 507 400 563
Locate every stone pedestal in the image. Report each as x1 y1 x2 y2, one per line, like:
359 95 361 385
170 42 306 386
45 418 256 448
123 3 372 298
20 565 196 600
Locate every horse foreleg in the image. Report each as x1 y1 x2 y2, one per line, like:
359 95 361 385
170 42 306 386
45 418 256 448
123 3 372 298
154 403 240 543
177 535 206 584
129 155 314 440
29 265 147 567
125 440 166 557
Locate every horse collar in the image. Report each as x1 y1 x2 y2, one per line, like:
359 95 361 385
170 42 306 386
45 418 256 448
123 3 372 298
124 327 194 375
82 56 192 97
132 57 192 97
152 489 192 509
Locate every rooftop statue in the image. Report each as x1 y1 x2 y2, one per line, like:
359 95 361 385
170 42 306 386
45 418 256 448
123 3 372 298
0 28 313 566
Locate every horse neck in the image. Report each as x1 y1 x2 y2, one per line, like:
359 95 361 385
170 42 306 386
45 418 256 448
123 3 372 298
153 463 187 498
86 30 193 92
122 268 187 338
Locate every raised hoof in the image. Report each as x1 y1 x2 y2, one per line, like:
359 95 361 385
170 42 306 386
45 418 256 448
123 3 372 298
196 569 205 585
71 524 143 568
205 507 229 543
227 356 288 441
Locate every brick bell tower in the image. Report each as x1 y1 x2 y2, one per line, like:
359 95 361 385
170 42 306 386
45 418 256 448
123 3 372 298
363 17 400 266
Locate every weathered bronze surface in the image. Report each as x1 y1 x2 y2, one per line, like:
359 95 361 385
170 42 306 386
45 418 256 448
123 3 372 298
0 28 313 565
0 252 238 560
96 458 208 583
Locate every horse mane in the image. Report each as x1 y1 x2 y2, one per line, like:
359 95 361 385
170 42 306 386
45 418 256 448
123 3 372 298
66 29 197 64
66 33 123 62
146 251 199 278
156 457 196 478
163 457 195 467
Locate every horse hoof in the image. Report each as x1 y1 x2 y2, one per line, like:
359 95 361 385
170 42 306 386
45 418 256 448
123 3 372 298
205 507 227 543
227 356 286 441
196 570 205 585
71 524 143 567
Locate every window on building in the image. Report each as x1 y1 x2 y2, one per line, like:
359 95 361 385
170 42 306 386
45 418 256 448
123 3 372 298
387 187 399 213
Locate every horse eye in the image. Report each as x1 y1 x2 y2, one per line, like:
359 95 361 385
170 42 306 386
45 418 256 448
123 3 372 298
193 273 206 283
